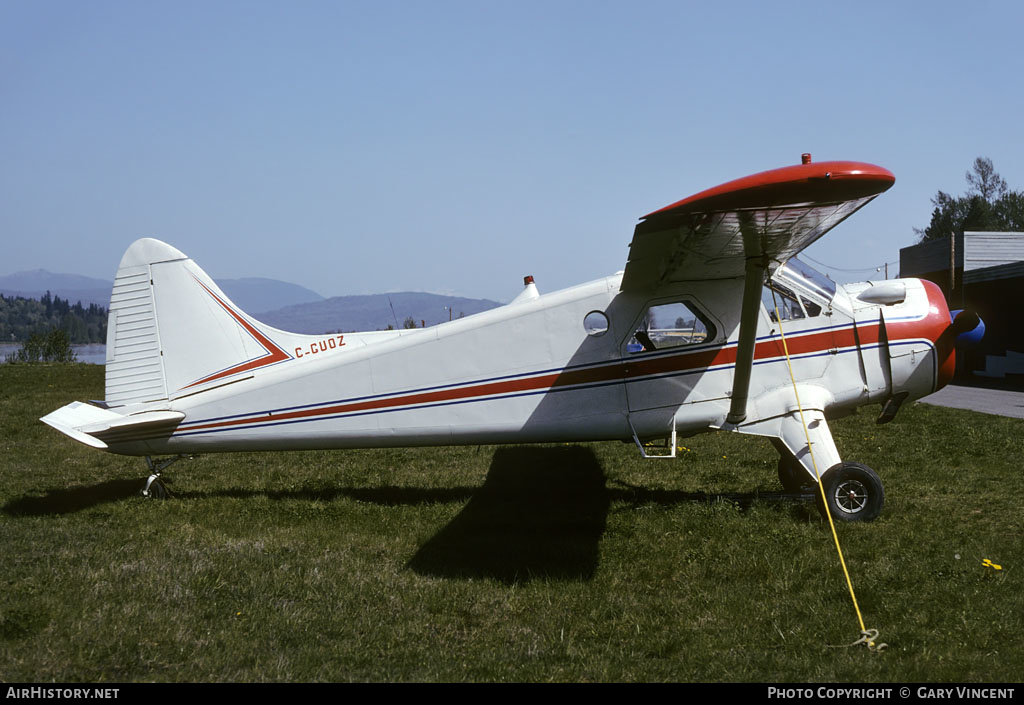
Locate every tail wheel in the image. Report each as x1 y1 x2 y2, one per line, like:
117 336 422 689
816 462 884 522
140 474 171 500
145 478 169 500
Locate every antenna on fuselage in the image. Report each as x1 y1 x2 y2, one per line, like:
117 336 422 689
387 296 400 329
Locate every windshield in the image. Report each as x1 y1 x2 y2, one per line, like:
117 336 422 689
772 257 836 304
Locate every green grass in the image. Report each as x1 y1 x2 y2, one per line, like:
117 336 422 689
1 364 1021 682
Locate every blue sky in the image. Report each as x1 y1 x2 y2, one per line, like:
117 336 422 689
3 1 1022 302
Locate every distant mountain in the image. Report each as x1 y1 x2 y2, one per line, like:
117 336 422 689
216 278 324 315
0 270 112 308
0 270 324 314
0 269 500 333
256 292 503 333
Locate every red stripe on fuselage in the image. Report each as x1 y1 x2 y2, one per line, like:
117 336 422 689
176 321 903 435
181 277 291 390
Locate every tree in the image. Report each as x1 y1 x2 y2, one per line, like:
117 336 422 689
993 191 1024 231
965 157 1007 202
5 329 77 363
0 293 107 343
916 157 1022 242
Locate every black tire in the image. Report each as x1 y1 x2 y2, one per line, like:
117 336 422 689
777 455 814 492
816 462 884 522
141 478 170 500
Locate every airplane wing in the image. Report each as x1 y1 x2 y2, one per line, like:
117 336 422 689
621 158 895 291
621 157 895 425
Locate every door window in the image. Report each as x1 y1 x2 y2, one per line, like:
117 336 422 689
627 301 715 353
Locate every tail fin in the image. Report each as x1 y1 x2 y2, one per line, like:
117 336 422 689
105 238 293 406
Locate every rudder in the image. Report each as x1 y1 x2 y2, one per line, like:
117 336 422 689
104 239 184 405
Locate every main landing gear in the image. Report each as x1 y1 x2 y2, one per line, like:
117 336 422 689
816 462 884 523
140 455 190 499
776 449 884 522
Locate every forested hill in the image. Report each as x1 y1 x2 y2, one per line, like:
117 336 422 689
0 293 107 343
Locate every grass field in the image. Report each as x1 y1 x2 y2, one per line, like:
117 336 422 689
1 364 1021 682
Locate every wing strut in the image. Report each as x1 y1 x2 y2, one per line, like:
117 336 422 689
726 213 769 425
726 257 766 424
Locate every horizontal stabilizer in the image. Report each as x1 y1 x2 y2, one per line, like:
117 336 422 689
41 402 184 450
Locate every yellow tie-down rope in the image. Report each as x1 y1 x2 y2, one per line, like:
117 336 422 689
771 290 887 652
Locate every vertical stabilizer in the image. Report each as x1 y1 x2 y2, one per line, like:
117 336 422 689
104 238 294 407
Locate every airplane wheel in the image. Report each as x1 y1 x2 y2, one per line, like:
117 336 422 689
777 455 813 492
816 462 883 522
141 477 170 500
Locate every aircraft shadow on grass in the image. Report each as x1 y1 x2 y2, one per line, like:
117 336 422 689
0 476 482 517
405 448 819 583
406 446 609 583
4 447 816 582
2 478 142 517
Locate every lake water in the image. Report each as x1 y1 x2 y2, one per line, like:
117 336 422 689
0 343 107 365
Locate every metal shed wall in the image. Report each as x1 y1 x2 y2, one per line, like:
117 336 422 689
899 234 963 277
963 231 1024 272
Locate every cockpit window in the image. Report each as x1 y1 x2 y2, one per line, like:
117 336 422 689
762 282 821 322
772 257 836 303
763 257 834 321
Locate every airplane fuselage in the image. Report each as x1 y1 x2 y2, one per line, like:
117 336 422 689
101 269 952 460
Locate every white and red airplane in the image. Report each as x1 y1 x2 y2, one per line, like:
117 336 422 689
42 155 981 521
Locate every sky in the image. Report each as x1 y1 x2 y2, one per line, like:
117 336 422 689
2 1 1023 303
